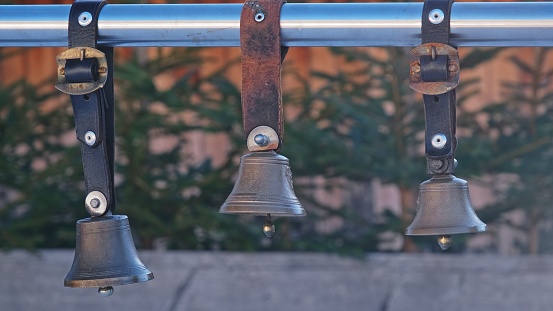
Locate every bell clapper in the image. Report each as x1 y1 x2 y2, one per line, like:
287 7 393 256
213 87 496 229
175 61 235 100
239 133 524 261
98 286 113 297
98 286 114 297
263 214 276 238
437 235 452 250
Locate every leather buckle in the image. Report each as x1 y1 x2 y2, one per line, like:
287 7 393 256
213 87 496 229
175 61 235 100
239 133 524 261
409 43 459 95
55 47 108 95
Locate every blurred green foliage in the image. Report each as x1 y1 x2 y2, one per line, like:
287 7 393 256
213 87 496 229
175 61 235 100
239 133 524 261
0 43 551 255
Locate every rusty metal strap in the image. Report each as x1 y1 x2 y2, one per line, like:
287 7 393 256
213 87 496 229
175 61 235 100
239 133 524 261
240 0 287 148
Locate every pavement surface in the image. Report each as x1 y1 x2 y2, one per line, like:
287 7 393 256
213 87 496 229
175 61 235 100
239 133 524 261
1 250 553 311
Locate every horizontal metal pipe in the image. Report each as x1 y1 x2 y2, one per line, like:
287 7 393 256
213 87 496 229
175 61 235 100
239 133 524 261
0 2 552 47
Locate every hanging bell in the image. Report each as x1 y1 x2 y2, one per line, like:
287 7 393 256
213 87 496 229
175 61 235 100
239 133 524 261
406 174 486 236
65 215 153 290
219 151 305 217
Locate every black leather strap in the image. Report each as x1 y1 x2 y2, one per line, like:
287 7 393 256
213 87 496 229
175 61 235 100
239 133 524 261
421 0 453 45
420 0 456 174
67 0 115 215
68 0 107 48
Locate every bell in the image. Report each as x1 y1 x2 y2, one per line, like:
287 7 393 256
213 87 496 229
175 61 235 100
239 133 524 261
219 151 305 216
65 215 153 290
405 174 486 236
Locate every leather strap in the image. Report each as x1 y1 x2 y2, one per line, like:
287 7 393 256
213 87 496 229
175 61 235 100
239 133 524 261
421 0 453 45
240 0 287 149
67 0 115 216
420 0 456 174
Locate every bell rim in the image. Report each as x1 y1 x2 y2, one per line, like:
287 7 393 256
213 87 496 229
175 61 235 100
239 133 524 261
64 271 154 288
219 210 306 217
405 224 487 236
219 204 306 216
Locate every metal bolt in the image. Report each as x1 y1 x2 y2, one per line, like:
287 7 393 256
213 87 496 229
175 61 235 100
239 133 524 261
431 133 447 149
78 12 93 27
431 46 437 61
255 12 265 22
84 131 97 146
410 64 420 73
89 198 100 209
254 134 269 147
428 9 444 25
430 159 444 171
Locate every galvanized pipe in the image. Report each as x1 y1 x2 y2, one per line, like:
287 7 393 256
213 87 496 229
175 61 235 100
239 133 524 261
0 2 552 47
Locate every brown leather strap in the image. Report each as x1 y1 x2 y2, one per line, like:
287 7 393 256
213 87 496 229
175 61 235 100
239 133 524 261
240 0 286 148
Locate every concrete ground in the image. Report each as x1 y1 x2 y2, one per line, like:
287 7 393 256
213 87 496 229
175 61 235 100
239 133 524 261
1 250 552 311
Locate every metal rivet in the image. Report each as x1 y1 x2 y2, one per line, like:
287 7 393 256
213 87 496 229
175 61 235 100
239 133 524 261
78 12 93 27
84 131 97 146
431 133 447 149
428 9 444 25
255 12 265 22
254 134 269 147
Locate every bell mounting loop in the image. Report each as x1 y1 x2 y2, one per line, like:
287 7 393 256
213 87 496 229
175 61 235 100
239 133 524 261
409 43 459 95
411 0 458 175
56 47 108 95
58 0 116 218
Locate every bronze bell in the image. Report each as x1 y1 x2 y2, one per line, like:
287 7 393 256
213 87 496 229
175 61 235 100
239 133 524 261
406 174 486 236
220 151 305 217
65 215 153 292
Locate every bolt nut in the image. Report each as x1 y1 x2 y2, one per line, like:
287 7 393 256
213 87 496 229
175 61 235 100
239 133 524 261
78 12 93 27
430 159 445 170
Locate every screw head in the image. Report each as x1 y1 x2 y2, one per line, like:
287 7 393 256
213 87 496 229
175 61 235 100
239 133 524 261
428 9 444 25
84 131 97 146
89 198 100 209
78 12 93 27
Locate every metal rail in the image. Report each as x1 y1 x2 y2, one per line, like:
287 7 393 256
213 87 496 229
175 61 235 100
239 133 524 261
0 2 552 48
